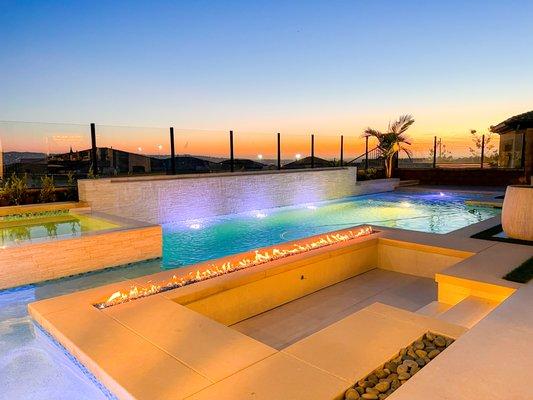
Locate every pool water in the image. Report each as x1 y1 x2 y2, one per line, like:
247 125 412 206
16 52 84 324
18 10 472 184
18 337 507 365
0 191 500 399
0 213 119 247
162 191 500 267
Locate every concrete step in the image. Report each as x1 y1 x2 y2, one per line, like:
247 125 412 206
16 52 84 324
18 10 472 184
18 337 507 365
415 301 452 317
398 180 420 187
436 296 498 328
282 302 467 385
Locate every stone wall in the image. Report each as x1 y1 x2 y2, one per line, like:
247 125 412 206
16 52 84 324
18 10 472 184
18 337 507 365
78 168 398 224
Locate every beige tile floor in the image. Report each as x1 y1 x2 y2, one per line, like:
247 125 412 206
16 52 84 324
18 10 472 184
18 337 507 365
231 268 436 349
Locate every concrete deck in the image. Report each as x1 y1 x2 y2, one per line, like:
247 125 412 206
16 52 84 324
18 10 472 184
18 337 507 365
232 269 435 349
27 213 533 400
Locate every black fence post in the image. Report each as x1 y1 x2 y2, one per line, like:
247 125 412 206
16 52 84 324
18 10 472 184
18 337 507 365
277 132 281 170
340 135 344 167
90 123 98 175
311 134 315 168
169 127 176 174
480 134 485 169
433 136 437 168
229 130 234 172
365 136 369 170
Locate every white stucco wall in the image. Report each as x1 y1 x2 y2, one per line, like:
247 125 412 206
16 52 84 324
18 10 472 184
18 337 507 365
78 168 398 224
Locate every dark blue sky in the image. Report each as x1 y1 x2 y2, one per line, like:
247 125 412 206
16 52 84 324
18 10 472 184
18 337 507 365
1 0 532 137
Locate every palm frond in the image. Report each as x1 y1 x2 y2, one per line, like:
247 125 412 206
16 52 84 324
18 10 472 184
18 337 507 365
390 114 415 134
400 145 413 160
363 128 382 138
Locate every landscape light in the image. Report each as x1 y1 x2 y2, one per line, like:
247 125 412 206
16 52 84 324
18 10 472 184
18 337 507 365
295 153 302 160
257 154 263 160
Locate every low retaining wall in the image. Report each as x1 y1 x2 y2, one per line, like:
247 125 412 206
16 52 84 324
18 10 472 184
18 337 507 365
355 178 400 195
397 168 525 186
78 168 399 224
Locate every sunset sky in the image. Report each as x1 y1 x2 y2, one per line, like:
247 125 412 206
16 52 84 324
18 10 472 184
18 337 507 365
1 1 532 157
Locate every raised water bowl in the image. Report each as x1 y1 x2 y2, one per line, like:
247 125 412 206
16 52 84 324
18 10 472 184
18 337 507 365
502 185 533 241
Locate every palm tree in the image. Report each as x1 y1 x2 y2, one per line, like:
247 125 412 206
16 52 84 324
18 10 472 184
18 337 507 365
363 114 415 178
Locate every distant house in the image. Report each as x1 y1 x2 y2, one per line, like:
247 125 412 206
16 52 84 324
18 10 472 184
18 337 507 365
283 156 334 169
490 111 532 176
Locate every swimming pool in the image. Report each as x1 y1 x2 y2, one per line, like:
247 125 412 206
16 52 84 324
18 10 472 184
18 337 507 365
0 190 500 399
162 190 500 267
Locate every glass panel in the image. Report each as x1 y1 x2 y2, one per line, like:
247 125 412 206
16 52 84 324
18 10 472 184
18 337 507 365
281 133 310 168
95 124 169 176
233 131 277 170
314 134 340 167
0 121 91 185
172 128 228 173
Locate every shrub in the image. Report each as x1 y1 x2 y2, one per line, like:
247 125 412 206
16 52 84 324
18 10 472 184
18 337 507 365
66 171 78 201
39 175 56 203
358 168 379 181
1 173 28 205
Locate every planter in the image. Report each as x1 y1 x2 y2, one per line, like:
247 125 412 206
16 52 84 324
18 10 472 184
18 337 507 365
501 185 533 241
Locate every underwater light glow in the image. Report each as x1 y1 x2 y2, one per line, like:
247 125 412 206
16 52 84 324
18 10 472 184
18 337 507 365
189 223 201 230
306 205 318 210
255 212 267 219
400 202 412 208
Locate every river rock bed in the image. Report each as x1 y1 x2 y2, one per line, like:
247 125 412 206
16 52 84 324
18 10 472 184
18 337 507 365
343 332 455 400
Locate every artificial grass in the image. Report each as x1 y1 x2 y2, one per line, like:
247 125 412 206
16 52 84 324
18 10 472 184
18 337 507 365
503 257 533 283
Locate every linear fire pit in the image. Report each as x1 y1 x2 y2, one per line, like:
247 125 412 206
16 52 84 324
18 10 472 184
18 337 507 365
94 225 374 309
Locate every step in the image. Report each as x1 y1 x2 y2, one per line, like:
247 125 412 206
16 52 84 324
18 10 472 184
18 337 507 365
416 301 452 317
398 179 420 187
282 302 467 385
436 296 498 328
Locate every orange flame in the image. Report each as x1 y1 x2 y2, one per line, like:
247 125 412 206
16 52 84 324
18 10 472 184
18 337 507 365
94 226 373 309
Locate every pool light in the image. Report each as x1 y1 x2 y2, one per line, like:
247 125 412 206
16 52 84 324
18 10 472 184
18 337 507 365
94 225 374 309
189 223 201 230
400 201 412 208
255 212 267 219
439 192 445 197
306 205 318 210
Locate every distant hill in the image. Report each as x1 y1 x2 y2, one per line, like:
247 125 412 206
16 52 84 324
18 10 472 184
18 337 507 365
2 151 46 165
